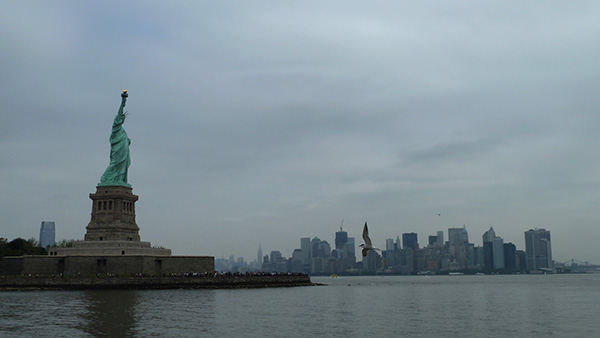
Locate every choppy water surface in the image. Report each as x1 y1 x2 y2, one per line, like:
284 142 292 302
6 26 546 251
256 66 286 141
1 274 599 337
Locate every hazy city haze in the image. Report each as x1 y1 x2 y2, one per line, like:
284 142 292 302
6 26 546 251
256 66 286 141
1 1 599 264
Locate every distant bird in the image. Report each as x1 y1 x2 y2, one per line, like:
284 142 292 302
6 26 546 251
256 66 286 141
437 214 441 216
359 222 380 257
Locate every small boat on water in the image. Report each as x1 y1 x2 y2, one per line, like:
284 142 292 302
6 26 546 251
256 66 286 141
448 272 464 275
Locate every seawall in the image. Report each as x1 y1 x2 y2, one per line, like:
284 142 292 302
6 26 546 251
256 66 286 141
0 274 314 290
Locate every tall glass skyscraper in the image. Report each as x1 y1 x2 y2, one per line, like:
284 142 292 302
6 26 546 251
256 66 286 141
335 229 348 251
524 228 553 271
343 237 356 267
492 237 505 269
482 227 496 270
39 221 56 248
402 232 418 250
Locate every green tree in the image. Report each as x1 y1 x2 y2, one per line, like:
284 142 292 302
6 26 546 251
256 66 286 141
0 238 8 258
0 237 47 258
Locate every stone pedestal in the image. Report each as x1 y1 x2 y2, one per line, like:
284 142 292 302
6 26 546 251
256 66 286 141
85 186 140 242
50 185 172 257
46 185 178 269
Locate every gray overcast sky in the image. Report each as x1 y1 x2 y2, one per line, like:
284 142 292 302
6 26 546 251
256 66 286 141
1 1 599 264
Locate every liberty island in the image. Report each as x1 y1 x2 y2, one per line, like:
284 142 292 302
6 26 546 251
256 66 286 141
0 90 311 289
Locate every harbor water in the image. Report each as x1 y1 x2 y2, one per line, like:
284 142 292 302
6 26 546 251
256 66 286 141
1 274 599 337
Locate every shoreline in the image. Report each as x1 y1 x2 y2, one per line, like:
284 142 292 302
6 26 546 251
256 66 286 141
0 274 314 290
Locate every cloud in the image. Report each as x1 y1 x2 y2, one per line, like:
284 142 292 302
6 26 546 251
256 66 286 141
1 1 600 264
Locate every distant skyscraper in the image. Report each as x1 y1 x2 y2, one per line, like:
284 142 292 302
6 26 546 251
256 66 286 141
345 237 355 258
39 221 55 248
466 242 476 268
482 227 496 243
448 226 469 269
335 227 348 251
334 226 349 260
342 237 356 269
482 227 496 270
321 240 331 258
436 231 444 246
311 237 322 258
257 243 262 265
483 241 494 270
492 237 505 269
270 250 282 263
300 237 311 266
290 249 304 273
503 243 517 270
308 237 332 274
385 238 395 251
448 226 468 245
385 238 396 267
428 235 437 247
310 237 331 259
524 228 553 271
402 232 418 250
475 246 485 267
516 250 527 270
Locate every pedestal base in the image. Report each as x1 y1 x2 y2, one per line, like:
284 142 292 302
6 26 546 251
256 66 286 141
51 240 171 256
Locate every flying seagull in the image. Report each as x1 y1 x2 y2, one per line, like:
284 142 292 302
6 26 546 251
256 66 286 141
359 222 380 257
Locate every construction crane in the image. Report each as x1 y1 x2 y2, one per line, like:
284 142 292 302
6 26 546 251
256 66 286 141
557 259 600 273
561 259 591 266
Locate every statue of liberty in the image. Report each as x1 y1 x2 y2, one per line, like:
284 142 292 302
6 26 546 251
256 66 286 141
98 90 132 187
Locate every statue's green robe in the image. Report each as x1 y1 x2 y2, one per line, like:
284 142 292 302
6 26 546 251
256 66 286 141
99 98 131 187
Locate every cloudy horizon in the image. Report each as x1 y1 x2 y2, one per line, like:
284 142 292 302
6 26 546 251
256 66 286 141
2 1 599 264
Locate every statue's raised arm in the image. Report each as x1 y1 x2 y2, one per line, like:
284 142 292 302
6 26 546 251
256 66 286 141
98 90 132 187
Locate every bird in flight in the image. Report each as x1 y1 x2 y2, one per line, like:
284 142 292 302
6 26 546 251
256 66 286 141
358 222 380 257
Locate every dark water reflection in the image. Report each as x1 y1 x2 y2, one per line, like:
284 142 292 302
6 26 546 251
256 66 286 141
78 290 139 337
134 289 216 337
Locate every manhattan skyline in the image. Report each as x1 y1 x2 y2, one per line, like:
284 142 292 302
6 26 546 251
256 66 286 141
218 225 564 272
2 2 600 264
